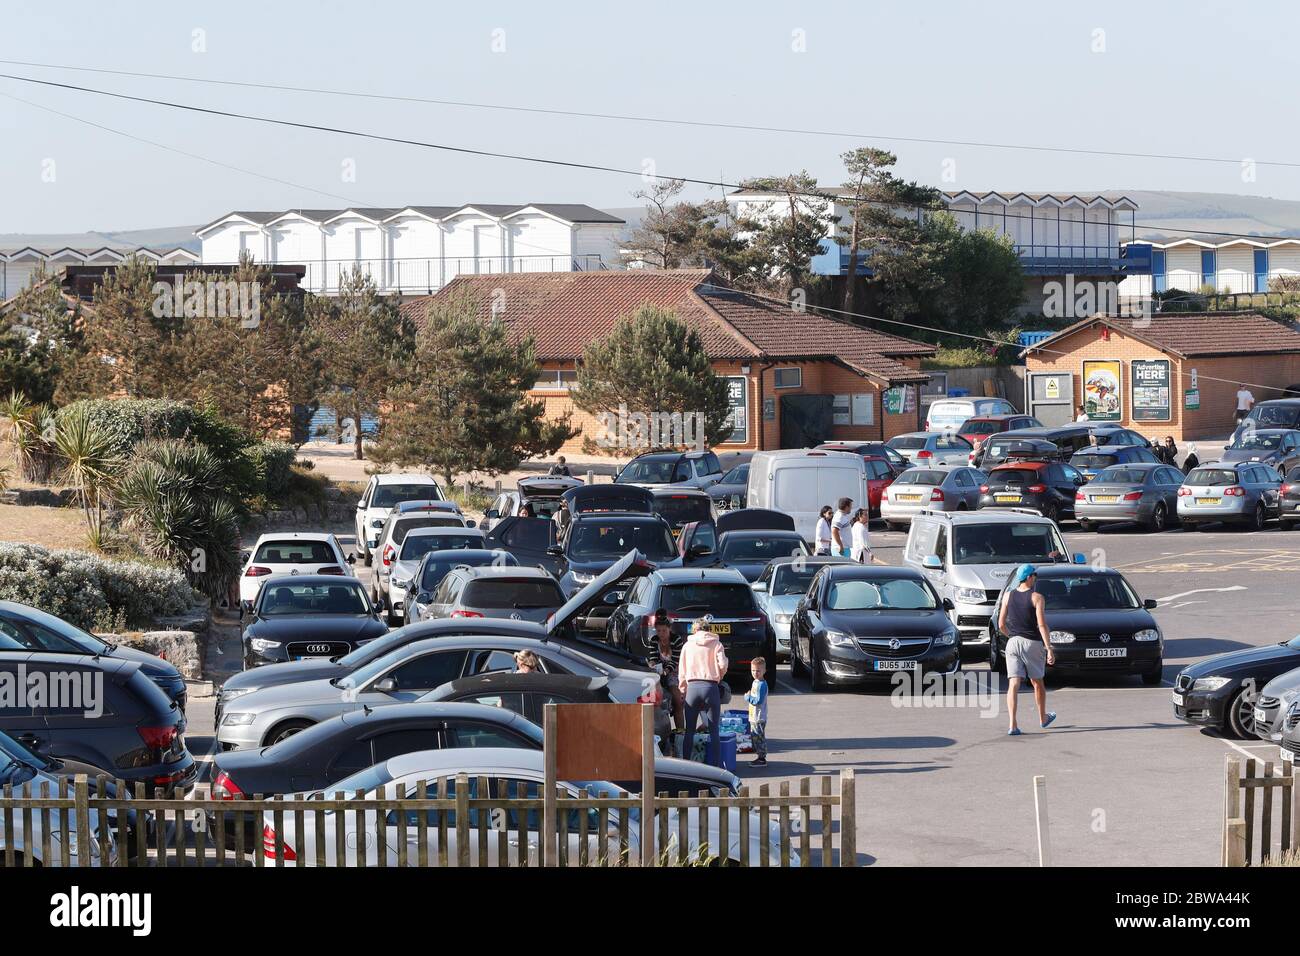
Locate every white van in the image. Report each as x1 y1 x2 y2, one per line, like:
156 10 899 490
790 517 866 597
924 397 1016 432
746 450 871 543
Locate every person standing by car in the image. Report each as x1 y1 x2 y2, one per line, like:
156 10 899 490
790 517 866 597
997 564 1057 736
850 507 882 564
1075 404 1090 422
648 609 685 735
814 505 834 556
1156 436 1179 466
553 499 572 541
1182 443 1200 475
677 616 729 766
518 502 535 518
744 657 769 767
1236 384 1256 423
549 456 572 477
830 497 854 558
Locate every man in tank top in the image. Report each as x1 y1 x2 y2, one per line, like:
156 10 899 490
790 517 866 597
996 564 1057 736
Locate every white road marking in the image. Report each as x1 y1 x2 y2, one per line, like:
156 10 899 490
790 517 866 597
1160 600 1206 611
1153 585 1247 604
1223 738 1277 763
777 679 805 695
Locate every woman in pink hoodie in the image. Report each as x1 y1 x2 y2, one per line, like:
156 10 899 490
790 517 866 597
677 616 729 766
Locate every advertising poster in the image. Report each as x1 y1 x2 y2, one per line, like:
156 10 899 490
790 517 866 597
1082 359 1122 421
1131 359 1171 422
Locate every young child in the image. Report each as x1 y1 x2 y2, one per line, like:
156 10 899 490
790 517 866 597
744 657 769 766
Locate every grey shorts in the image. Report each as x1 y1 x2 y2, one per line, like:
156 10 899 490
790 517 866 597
1006 636 1047 680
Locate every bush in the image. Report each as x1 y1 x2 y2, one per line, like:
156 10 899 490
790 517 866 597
0 541 197 630
244 441 296 500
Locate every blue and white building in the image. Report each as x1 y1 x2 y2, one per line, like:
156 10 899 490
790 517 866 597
1118 237 1300 299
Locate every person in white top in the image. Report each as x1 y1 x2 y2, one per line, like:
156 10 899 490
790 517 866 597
830 497 854 557
1075 404 1090 422
1235 384 1255 423
849 508 884 564
813 505 834 555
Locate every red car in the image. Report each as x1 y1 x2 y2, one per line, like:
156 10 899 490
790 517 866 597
959 414 1041 450
860 455 897 516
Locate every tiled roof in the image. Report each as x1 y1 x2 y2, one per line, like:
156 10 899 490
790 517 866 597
1024 312 1300 358
401 270 934 385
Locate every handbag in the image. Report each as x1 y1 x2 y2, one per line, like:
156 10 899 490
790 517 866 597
717 680 733 705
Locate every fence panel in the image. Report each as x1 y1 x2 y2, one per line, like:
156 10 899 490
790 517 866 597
1223 756 1298 866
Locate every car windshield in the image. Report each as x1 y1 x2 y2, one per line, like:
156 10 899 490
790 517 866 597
400 534 485 561
826 577 937 611
616 459 678 484
1185 468 1238 486
1033 575 1140 610
1094 467 1148 484
962 420 1005 436
720 535 807 562
419 552 514 591
328 763 395 795
660 583 757 615
888 436 927 450
1231 434 1282 450
392 516 463 544
0 607 102 653
568 521 676 560
653 496 712 527
259 582 369 615
336 631 407 668
372 484 439 508
720 465 748 484
770 564 818 596
1251 406 1300 428
253 540 335 563
1072 454 1117 469
0 731 48 782
894 470 946 486
462 579 564 610
952 523 1064 565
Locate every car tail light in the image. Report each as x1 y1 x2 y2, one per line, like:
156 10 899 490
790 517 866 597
1027 484 1047 494
1177 486 1191 496
244 566 272 577
930 488 945 502
1122 491 1142 501
980 484 990 494
263 825 297 861
317 565 346 575
1284 484 1294 495
381 545 395 568
1225 486 1246 497
450 609 484 618
211 770 243 800
917 450 933 459
137 724 177 751
1075 491 1085 501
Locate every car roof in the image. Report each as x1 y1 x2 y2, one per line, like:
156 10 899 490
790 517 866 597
373 473 439 485
719 528 804 539
6 650 139 678
338 701 527 729
651 566 750 584
253 531 333 543
965 414 1028 423
453 565 556 581
395 635 559 657
764 554 855 569
419 549 511 563
1074 445 1134 454
991 460 1050 471
1030 564 1122 580
823 564 925 581
1094 461 1161 472
628 450 696 462
1254 398 1300 406
650 487 711 499
573 511 666 523
404 526 486 538
260 574 365 587
1239 427 1299 435
914 509 1054 525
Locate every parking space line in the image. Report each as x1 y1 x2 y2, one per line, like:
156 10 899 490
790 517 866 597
777 678 805 695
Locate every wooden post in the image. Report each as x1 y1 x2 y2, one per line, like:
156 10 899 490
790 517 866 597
1033 775 1052 867
73 775 91 867
586 469 594 486
839 769 855 867
543 703 557 867
1223 756 1241 867
1225 818 1248 867
640 702 655 868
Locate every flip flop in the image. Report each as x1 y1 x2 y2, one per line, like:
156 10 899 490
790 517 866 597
1007 728 1022 736
1041 712 1057 728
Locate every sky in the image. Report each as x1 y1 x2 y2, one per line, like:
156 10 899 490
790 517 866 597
1 0 1298 234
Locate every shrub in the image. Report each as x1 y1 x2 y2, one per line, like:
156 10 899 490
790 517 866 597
244 441 296 499
0 541 197 630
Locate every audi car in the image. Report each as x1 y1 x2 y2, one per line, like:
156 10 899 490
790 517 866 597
240 575 388 669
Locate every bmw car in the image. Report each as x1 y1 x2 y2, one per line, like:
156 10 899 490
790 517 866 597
1173 636 1300 738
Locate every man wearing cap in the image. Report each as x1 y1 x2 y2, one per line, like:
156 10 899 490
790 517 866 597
997 564 1057 736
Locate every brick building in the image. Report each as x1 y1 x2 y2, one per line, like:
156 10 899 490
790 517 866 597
1021 313 1300 441
399 270 936 453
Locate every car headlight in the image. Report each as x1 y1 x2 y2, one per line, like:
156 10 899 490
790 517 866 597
773 613 793 624
1049 630 1075 644
219 686 253 702
954 586 986 604
825 629 856 649
1193 676 1232 692
570 572 596 585
249 638 281 652
1133 628 1160 642
221 712 256 727
935 628 958 646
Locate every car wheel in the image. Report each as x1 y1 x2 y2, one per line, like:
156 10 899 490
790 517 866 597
1226 688 1255 739
808 644 829 692
1041 502 1059 523
1077 518 1095 533
1147 503 1168 533
886 521 906 532
1193 522 1211 532
989 642 1006 675
1248 503 1266 532
1141 662 1163 686
265 720 313 746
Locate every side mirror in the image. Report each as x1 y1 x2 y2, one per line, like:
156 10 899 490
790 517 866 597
1072 552 1087 565
357 499 367 509
1144 598 1158 609
485 509 499 519
240 550 252 566
752 581 768 593
373 677 398 694
346 553 356 564
942 598 955 611
546 546 563 556
922 554 943 570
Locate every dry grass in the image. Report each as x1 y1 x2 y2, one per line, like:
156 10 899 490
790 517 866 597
0 503 88 550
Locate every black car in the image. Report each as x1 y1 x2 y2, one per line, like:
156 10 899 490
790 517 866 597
605 566 775 675
241 575 388 669
0 652 196 795
561 483 655 515
714 528 808 583
973 437 1064 470
421 672 615 721
707 459 752 511
650 487 714 539
978 460 1086 522
987 566 1163 683
1280 466 1300 527
1173 636 1300 738
0 600 188 710
484 515 563 575
1233 398 1300 439
789 565 960 691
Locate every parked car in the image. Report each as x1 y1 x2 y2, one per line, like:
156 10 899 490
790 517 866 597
1233 398 1300 439
215 551 656 723
677 507 794 566
972 436 1064 470
958 414 1041 449
746 449 872 543
1282 707 1300 764
815 442 910 475
614 449 724 489
1177 462 1282 531
354 473 445 565
887 431 975 467
789 564 960 691
481 475 586 531
419 566 566 625
421 672 614 720
650 487 714 539
1218 428 1300 473
0 738 116 866
714 528 809 583
924 397 1017 432
0 600 187 710
984 424 1123 463
374 506 469 605
385 526 488 624
706 459 752 511
240 575 387 669
0 653 195 795
1069 444 1161 482
217 634 666 750
605 566 774 674
977 460 1087 522
260 748 785 866
239 532 355 611
902 509 1080 650
1250 667 1300 744
881 467 986 529
1279 465 1300 528
561 483 655 516
406 549 519 623
753 555 854 660
1074 462 1186 532
1173 636 1300 738
987 565 1163 684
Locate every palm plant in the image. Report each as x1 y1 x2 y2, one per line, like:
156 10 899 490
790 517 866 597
54 405 120 545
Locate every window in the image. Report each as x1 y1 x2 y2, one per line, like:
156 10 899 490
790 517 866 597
1201 249 1216 289
254 540 335 563
385 650 469 691
1152 250 1167 294
660 583 757 615
372 729 442 761
773 367 802 389
462 579 564 610
701 452 722 475
371 484 439 508
1255 249 1270 294
501 519 554 551
400 533 485 561
466 649 527 676
328 738 376 779
448 717 531 746
533 368 577 391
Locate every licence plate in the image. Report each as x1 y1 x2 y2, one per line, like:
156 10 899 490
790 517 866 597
875 660 919 671
1091 495 1118 503
712 623 731 634
1085 647 1126 658
1196 497 1221 505
1255 706 1268 724
896 494 922 502
1283 749 1298 765
1172 692 1185 707
995 494 1021 503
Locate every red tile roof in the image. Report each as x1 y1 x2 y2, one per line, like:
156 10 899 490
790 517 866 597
401 270 934 385
1023 312 1300 359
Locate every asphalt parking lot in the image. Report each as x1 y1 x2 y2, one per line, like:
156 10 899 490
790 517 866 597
188 518 1299 866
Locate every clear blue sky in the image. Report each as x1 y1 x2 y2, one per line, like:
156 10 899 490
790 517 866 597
0 0 1296 233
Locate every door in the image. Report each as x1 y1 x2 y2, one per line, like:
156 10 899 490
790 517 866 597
780 394 834 448
0 658 49 757
1027 373 1074 427
484 516 561 575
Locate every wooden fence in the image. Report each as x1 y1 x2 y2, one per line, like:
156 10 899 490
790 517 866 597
1223 756 1297 866
0 771 855 868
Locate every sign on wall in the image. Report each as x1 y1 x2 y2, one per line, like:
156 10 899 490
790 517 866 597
762 396 775 421
1044 377 1061 400
832 394 851 425
851 393 874 425
724 376 748 443
1082 359 1122 421
1131 359 1171 422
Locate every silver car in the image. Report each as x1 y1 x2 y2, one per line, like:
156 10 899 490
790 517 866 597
1253 666 1300 743
420 566 566 625
886 431 974 467
752 555 854 659
216 634 660 749
881 466 985 529
1075 462 1185 532
385 526 487 625
1176 461 1282 531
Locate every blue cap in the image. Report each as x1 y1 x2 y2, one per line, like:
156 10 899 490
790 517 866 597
1013 564 1037 584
